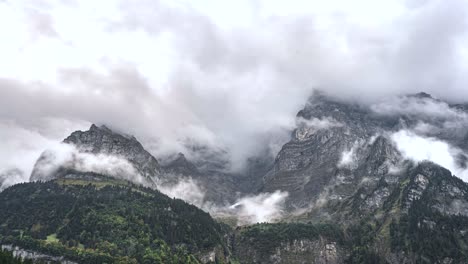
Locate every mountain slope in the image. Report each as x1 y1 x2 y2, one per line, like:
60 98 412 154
0 172 229 263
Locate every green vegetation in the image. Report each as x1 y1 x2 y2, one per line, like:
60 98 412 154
46 234 59 243
0 180 227 263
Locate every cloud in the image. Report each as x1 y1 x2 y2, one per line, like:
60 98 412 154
295 116 343 141
226 191 289 225
158 178 206 207
338 148 356 168
371 95 468 151
391 130 468 181
148 176 289 225
30 143 150 185
371 95 468 120
1 0 468 178
0 120 86 189
337 140 364 169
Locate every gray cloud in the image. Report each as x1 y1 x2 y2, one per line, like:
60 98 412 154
1 0 468 182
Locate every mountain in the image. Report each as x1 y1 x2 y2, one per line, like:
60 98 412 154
261 94 399 209
255 93 468 262
262 92 468 211
2 92 468 263
29 124 260 206
30 124 163 185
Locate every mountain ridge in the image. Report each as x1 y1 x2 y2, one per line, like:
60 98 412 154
2 91 468 263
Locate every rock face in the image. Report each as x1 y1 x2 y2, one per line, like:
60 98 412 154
262 92 468 217
261 94 402 210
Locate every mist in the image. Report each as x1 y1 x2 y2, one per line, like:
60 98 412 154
30 143 151 185
156 176 289 225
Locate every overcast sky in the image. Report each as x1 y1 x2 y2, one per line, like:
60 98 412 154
1 0 468 183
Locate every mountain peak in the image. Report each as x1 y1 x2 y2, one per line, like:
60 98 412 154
31 123 163 183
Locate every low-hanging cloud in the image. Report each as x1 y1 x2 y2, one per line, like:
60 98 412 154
371 95 468 121
1 0 468 177
0 120 87 189
158 178 206 208
31 143 150 185
295 116 343 141
229 190 289 224
391 130 468 181
151 177 289 225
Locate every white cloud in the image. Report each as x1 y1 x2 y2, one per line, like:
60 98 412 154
0 120 86 188
297 116 342 129
338 149 355 168
391 130 468 181
227 190 289 225
155 177 289 225
371 95 468 120
338 141 362 169
30 143 150 185
158 178 206 207
295 117 342 141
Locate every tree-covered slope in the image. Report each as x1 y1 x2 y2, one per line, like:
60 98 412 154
0 174 229 263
